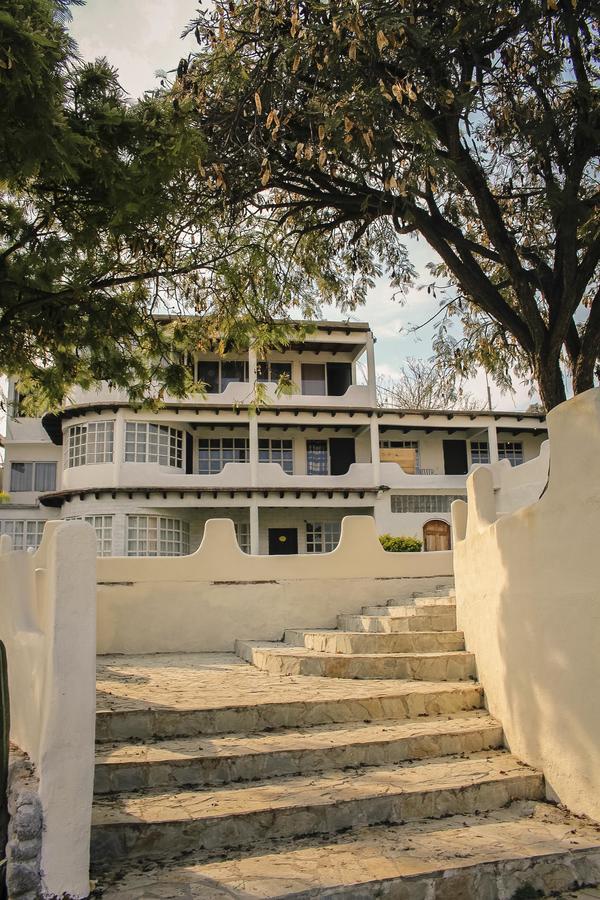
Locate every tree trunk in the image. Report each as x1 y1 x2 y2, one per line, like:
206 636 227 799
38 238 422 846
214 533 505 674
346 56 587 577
534 355 568 412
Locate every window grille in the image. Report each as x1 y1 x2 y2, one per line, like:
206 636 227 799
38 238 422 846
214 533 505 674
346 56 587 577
66 421 114 467
127 515 190 557
470 441 490 465
390 494 465 513
0 520 45 550
65 515 113 556
498 442 524 466
234 522 250 553
259 439 293 474
124 423 183 468
198 438 249 474
305 521 341 553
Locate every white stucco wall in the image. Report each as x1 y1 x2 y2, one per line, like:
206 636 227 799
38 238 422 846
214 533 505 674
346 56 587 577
452 388 600 821
0 521 96 899
96 515 453 654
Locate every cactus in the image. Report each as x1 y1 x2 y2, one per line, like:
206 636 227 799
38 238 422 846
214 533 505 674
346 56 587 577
0 640 9 899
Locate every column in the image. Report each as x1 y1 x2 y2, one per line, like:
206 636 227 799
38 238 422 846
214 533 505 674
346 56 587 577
249 414 259 486
112 411 125 487
487 421 499 464
249 503 260 555
370 416 381 486
248 346 258 386
365 332 377 405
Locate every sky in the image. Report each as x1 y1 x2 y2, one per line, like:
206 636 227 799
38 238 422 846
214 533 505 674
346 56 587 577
68 1 535 411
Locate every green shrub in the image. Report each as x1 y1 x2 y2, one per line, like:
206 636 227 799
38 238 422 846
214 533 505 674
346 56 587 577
379 534 423 553
0 492 9 504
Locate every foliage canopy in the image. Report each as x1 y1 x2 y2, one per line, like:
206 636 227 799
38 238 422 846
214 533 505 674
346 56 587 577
1 0 371 410
181 0 600 410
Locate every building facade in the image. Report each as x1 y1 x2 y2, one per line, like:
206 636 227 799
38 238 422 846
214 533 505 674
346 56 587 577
1 321 548 556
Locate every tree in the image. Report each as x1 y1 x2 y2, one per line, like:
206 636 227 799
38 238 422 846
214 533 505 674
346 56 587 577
180 0 600 410
376 358 478 410
0 0 361 410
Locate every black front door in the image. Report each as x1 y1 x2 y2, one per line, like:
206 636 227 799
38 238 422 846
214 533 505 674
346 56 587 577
443 439 469 475
329 437 356 476
268 528 298 555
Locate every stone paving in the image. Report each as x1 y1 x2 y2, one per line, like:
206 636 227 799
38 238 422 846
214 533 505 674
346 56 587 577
95 801 600 899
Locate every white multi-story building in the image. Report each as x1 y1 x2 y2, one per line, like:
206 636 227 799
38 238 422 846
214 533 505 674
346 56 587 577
0 320 548 557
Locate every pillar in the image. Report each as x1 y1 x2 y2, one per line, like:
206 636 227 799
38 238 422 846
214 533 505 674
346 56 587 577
365 332 377 405
370 416 381 486
249 415 259 486
112 411 125 487
249 503 260 555
487 421 499 464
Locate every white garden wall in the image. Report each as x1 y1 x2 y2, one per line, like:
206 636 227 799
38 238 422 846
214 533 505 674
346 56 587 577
96 515 453 654
0 521 97 899
452 388 600 821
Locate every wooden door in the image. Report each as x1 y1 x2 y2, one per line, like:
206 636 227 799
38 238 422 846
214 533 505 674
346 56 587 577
423 520 451 552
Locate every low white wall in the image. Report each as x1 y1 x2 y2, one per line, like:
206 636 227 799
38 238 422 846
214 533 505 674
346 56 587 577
0 521 97 899
97 515 453 654
452 388 600 821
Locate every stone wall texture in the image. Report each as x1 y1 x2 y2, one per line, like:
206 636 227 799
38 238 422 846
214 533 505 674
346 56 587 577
6 747 42 900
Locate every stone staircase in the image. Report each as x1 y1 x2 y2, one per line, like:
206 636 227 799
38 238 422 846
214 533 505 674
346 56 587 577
92 587 600 898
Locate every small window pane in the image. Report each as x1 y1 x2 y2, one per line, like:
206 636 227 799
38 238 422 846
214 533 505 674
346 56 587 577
221 360 247 389
197 361 219 393
498 442 524 466
470 441 490 465
306 521 341 553
301 364 326 396
34 462 57 492
306 440 329 475
10 463 33 492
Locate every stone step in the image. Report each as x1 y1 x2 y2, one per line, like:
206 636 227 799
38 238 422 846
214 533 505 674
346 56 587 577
90 751 544 870
338 612 456 633
283 628 465 654
93 800 600 899
96 679 485 743
415 595 457 607
362 603 456 617
236 640 476 681
94 711 502 794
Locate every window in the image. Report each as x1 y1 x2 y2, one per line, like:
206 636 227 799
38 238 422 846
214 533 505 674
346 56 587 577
127 515 190 557
259 439 293 474
124 423 183 468
198 438 249 474
196 360 248 392
0 520 45 550
234 522 250 553
197 360 219 393
10 462 56 492
470 441 490 465
306 439 329 475
221 360 247 389
391 494 466 513
66 421 114 467
256 361 292 383
499 442 524 466
65 515 113 556
301 364 326 396
306 521 341 553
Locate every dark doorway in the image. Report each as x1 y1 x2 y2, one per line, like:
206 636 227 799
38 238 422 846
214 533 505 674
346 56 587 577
443 439 468 475
329 438 356 476
268 528 298 555
326 362 352 397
